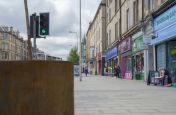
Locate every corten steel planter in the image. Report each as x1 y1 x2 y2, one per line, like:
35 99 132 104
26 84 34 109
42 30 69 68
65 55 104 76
0 61 74 115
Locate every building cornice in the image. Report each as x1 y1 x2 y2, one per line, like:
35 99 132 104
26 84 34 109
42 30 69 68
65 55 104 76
152 0 176 18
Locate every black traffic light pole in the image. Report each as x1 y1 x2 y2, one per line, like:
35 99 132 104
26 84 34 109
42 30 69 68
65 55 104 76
30 13 49 59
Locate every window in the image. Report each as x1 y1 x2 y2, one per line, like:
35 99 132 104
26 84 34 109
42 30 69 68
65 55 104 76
92 49 94 58
115 0 119 12
109 0 112 4
115 22 119 40
149 0 154 11
1 51 9 60
126 8 130 30
109 9 111 21
133 0 138 25
109 30 111 45
115 0 117 12
3 33 9 40
106 33 108 48
107 13 109 23
2 43 9 50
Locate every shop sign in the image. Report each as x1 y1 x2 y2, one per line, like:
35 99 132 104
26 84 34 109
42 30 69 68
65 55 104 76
125 72 132 80
132 35 143 53
152 5 176 45
119 37 132 54
105 47 118 61
143 35 152 44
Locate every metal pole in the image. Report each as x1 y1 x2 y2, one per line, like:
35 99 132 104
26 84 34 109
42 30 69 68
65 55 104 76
24 0 32 60
32 13 37 59
79 0 82 81
76 32 78 50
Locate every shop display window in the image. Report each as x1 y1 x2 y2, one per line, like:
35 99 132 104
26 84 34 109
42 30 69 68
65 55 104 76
171 48 176 57
133 53 144 73
126 57 132 72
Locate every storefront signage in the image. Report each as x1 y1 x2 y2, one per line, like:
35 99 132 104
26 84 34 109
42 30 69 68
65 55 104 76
132 35 143 53
152 5 176 45
119 37 132 54
105 47 117 61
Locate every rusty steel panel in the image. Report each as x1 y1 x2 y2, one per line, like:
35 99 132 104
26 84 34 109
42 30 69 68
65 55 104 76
0 61 74 115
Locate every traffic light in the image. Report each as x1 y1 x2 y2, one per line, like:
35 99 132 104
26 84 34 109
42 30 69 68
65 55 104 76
40 13 49 35
30 14 39 38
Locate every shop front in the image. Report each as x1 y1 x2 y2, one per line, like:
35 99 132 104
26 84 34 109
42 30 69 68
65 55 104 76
132 31 144 80
118 37 132 79
105 47 118 76
152 5 176 80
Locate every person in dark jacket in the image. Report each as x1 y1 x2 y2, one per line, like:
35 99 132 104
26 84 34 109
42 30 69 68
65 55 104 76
115 65 121 79
163 69 172 87
85 66 88 77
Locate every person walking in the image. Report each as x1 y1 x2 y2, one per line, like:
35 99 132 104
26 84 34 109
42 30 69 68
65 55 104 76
114 66 118 79
85 66 88 77
115 65 121 78
117 65 121 78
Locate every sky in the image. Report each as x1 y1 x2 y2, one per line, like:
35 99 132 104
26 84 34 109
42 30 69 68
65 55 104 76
0 0 101 60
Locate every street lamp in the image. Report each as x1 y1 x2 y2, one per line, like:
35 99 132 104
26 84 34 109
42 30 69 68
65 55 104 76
79 0 82 81
69 31 78 50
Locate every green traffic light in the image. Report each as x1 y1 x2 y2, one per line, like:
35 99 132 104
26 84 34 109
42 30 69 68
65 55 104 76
42 28 46 33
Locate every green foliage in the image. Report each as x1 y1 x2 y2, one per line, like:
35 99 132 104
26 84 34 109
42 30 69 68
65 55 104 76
67 47 79 64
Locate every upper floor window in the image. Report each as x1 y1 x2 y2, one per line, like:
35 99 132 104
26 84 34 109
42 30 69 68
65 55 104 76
1 51 9 60
109 30 111 45
106 0 109 7
109 0 112 4
109 8 111 22
1 42 9 50
149 0 154 12
115 0 119 12
133 0 138 25
115 22 119 40
126 8 130 30
3 33 9 40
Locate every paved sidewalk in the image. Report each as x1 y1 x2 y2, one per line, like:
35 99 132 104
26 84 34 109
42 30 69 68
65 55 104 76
74 75 176 115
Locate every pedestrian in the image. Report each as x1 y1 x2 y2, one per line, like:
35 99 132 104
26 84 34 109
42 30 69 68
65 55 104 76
85 66 88 77
114 66 118 78
116 65 121 78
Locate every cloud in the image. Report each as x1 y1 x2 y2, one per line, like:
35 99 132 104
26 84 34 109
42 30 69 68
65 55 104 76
36 36 77 60
0 0 101 60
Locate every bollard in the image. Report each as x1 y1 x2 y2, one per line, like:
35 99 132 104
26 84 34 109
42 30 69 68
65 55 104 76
0 61 74 115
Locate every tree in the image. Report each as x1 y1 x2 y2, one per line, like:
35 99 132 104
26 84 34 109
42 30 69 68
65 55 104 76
67 47 79 64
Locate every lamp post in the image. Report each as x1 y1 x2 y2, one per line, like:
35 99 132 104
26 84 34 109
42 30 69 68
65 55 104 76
69 31 78 50
79 0 82 81
24 0 32 60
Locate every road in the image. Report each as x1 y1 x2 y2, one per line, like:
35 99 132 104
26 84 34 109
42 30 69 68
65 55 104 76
74 75 176 115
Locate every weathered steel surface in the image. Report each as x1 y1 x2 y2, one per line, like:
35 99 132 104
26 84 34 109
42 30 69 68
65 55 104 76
0 61 74 115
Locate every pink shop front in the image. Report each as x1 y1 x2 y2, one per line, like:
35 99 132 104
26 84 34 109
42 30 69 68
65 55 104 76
118 37 132 80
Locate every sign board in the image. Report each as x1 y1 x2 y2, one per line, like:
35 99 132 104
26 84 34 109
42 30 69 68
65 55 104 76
152 5 176 45
143 35 152 44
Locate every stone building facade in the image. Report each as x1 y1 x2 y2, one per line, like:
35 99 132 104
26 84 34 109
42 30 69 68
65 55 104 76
0 26 28 61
